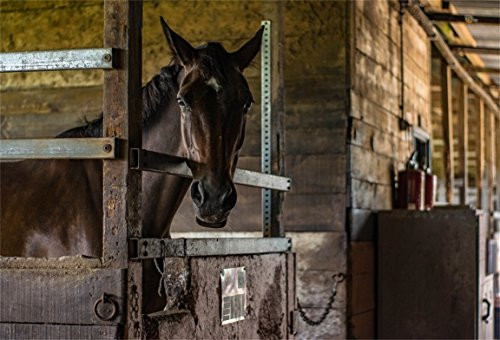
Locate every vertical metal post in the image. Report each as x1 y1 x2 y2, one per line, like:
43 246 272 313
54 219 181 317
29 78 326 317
261 20 272 236
102 0 143 337
261 2 285 238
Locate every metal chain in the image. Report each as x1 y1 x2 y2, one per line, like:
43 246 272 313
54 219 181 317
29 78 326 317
129 284 142 338
297 273 345 326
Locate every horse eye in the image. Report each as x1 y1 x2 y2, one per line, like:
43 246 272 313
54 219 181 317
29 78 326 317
243 101 252 114
177 96 188 109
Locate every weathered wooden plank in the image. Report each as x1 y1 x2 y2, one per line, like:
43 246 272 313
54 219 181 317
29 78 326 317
350 310 375 340
355 0 400 46
298 308 346 339
351 92 400 135
351 178 392 210
350 145 400 185
355 7 400 78
156 254 290 339
353 51 400 115
297 270 346 308
349 118 411 161
351 272 375 314
285 154 346 194
283 194 346 231
102 1 143 338
288 231 346 272
477 99 485 208
286 127 347 155
0 324 120 340
458 82 469 204
0 269 125 324
441 61 454 203
350 242 374 275
102 0 143 265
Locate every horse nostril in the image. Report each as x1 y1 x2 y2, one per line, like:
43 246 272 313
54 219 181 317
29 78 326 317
191 181 205 208
220 186 232 203
221 185 237 210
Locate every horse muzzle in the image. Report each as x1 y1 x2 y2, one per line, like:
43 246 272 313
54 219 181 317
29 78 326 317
195 216 227 228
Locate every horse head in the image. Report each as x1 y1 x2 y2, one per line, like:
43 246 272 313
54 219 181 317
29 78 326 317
160 18 263 228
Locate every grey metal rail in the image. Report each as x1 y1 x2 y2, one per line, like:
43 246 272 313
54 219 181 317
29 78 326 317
0 48 113 73
129 237 292 259
0 138 117 159
130 148 291 192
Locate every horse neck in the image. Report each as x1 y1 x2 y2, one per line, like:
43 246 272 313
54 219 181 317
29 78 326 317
141 67 192 238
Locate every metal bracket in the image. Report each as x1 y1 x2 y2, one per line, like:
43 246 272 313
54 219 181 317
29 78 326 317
0 48 114 73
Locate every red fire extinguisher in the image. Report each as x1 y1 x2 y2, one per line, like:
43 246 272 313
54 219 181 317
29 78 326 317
396 152 425 210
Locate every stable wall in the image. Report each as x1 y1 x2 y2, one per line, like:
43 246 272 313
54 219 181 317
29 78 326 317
346 0 432 338
0 1 349 338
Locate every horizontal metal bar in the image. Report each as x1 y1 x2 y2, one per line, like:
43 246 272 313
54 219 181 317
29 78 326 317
0 138 117 160
129 237 291 259
425 11 500 25
234 168 291 192
449 45 500 55
130 148 291 191
0 48 113 73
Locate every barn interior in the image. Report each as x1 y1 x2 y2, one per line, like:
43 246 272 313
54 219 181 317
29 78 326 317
0 0 499 339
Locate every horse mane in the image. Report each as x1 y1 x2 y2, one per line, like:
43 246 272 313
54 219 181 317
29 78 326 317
57 63 182 138
58 42 235 139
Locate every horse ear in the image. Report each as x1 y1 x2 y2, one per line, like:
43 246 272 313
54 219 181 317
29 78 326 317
160 17 196 66
231 26 264 71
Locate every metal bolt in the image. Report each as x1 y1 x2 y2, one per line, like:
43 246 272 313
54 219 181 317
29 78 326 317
103 53 112 63
103 144 112 153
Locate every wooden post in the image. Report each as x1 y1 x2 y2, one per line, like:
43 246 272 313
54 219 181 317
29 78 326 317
441 60 454 203
487 109 496 213
476 99 485 209
102 0 143 337
496 116 500 211
458 82 469 204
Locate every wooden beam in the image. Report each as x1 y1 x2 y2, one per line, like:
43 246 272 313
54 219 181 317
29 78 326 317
426 11 500 25
441 60 454 203
487 109 496 212
102 0 143 337
465 67 500 75
476 99 485 209
458 82 469 204
450 45 500 55
496 116 500 210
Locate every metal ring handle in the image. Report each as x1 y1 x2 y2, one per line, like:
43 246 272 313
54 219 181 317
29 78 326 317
94 293 118 322
482 298 491 323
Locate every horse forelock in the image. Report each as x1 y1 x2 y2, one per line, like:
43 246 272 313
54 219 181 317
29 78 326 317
195 42 236 84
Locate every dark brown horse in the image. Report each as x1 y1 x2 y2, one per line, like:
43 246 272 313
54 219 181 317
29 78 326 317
0 19 262 260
